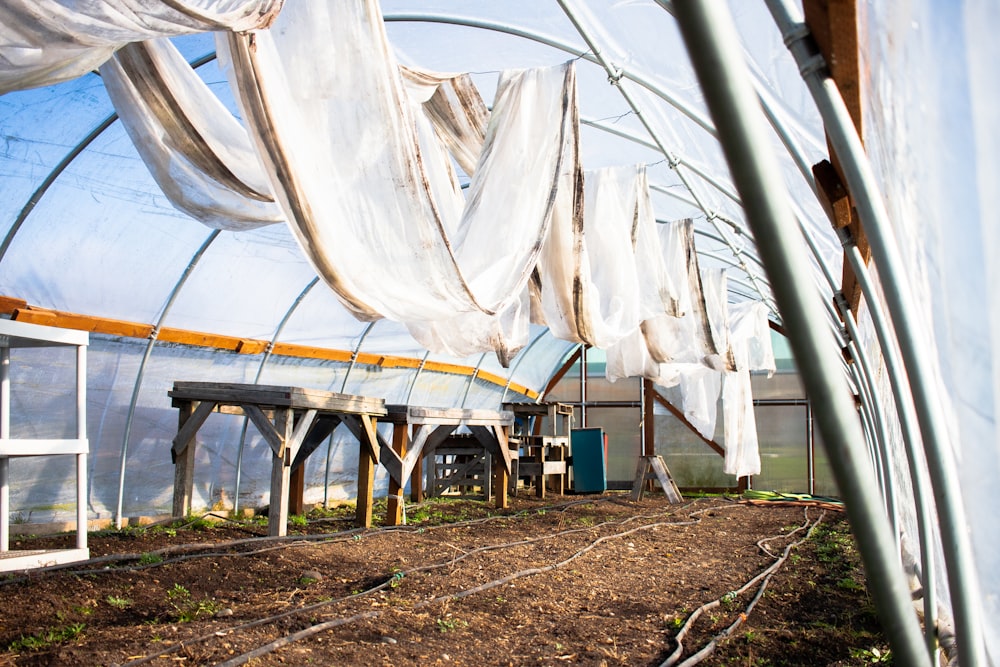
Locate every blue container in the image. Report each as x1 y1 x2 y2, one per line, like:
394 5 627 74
571 427 607 493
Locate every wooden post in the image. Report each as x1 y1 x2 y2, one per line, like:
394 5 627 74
356 441 376 528
493 453 509 510
409 450 424 503
288 464 306 517
171 400 197 519
386 422 408 526
268 407 293 537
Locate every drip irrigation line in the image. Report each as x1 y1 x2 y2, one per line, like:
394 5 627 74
660 508 826 666
123 500 730 666
216 507 729 667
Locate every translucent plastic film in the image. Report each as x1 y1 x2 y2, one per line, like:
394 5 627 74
0 0 282 94
220 0 578 355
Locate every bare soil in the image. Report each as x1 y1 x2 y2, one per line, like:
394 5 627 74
0 494 892 666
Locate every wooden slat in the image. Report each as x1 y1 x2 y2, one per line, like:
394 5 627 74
171 400 217 457
1 296 541 399
652 390 725 457
169 382 386 415
406 406 514 426
244 404 283 457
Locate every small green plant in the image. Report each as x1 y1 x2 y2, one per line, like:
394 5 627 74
288 514 309 528
8 623 85 652
720 590 738 607
138 552 163 566
106 595 132 610
851 646 892 663
436 616 468 633
298 575 319 586
10 511 28 525
184 514 214 531
166 583 219 623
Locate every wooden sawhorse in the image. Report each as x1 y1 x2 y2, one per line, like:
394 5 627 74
371 405 515 525
168 382 386 536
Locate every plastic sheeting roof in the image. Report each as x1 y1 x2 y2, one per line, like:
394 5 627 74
1 2 999 665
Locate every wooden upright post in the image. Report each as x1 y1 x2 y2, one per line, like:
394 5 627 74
268 408 293 537
386 423 408 525
356 442 376 528
171 400 198 518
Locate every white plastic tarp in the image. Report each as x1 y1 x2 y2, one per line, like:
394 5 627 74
219 0 578 360
0 0 282 95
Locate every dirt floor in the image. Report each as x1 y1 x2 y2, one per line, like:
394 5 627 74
0 493 893 667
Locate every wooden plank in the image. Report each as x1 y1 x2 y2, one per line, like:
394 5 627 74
268 408 294 537
652 390 725 457
385 422 408 526
406 406 514 427
243 404 283 457
171 400 217 458
172 401 197 518
169 382 386 415
290 415 341 470
289 464 306 516
649 456 683 503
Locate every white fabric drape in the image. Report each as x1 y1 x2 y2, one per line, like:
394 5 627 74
99 39 282 230
218 0 577 362
535 165 660 350
0 0 282 95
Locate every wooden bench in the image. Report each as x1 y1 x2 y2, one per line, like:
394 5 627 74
377 405 515 525
168 382 386 536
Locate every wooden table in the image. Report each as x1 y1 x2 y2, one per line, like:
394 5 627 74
376 405 515 525
168 382 386 536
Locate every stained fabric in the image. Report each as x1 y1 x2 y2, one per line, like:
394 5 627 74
99 39 282 230
0 0 282 95
218 0 577 361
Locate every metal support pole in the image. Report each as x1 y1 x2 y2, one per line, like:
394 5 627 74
669 3 929 664
115 230 220 528
765 2 980 662
843 237 940 659
0 348 9 552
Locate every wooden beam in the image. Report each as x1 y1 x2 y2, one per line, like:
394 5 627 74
3 297 541 399
651 390 726 457
385 422 408 526
803 0 871 317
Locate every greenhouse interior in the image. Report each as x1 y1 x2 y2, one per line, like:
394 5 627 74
0 1 997 665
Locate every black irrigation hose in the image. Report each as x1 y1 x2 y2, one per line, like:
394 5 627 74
122 499 723 666
217 507 722 667
1 496 623 586
659 508 826 667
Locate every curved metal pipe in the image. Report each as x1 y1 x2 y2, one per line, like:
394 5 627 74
233 277 320 515
114 230 220 527
765 2 982 662
669 2 930 664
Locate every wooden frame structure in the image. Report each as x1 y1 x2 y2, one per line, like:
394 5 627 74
168 382 386 536
377 405 515 525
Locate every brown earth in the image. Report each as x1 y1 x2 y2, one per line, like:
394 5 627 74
0 494 892 667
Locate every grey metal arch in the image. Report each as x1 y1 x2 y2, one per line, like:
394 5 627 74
500 327 560 406
766 1 982 662
114 229 220 527
232 276 321 515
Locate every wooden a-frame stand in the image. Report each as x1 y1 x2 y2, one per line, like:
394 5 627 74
630 455 683 503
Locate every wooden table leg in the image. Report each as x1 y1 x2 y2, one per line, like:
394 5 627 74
386 423 407 526
356 445 376 528
172 401 197 519
493 455 509 510
289 464 306 517
409 451 424 503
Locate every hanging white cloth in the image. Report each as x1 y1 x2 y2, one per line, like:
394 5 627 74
99 39 283 230
218 0 578 362
0 0 282 95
